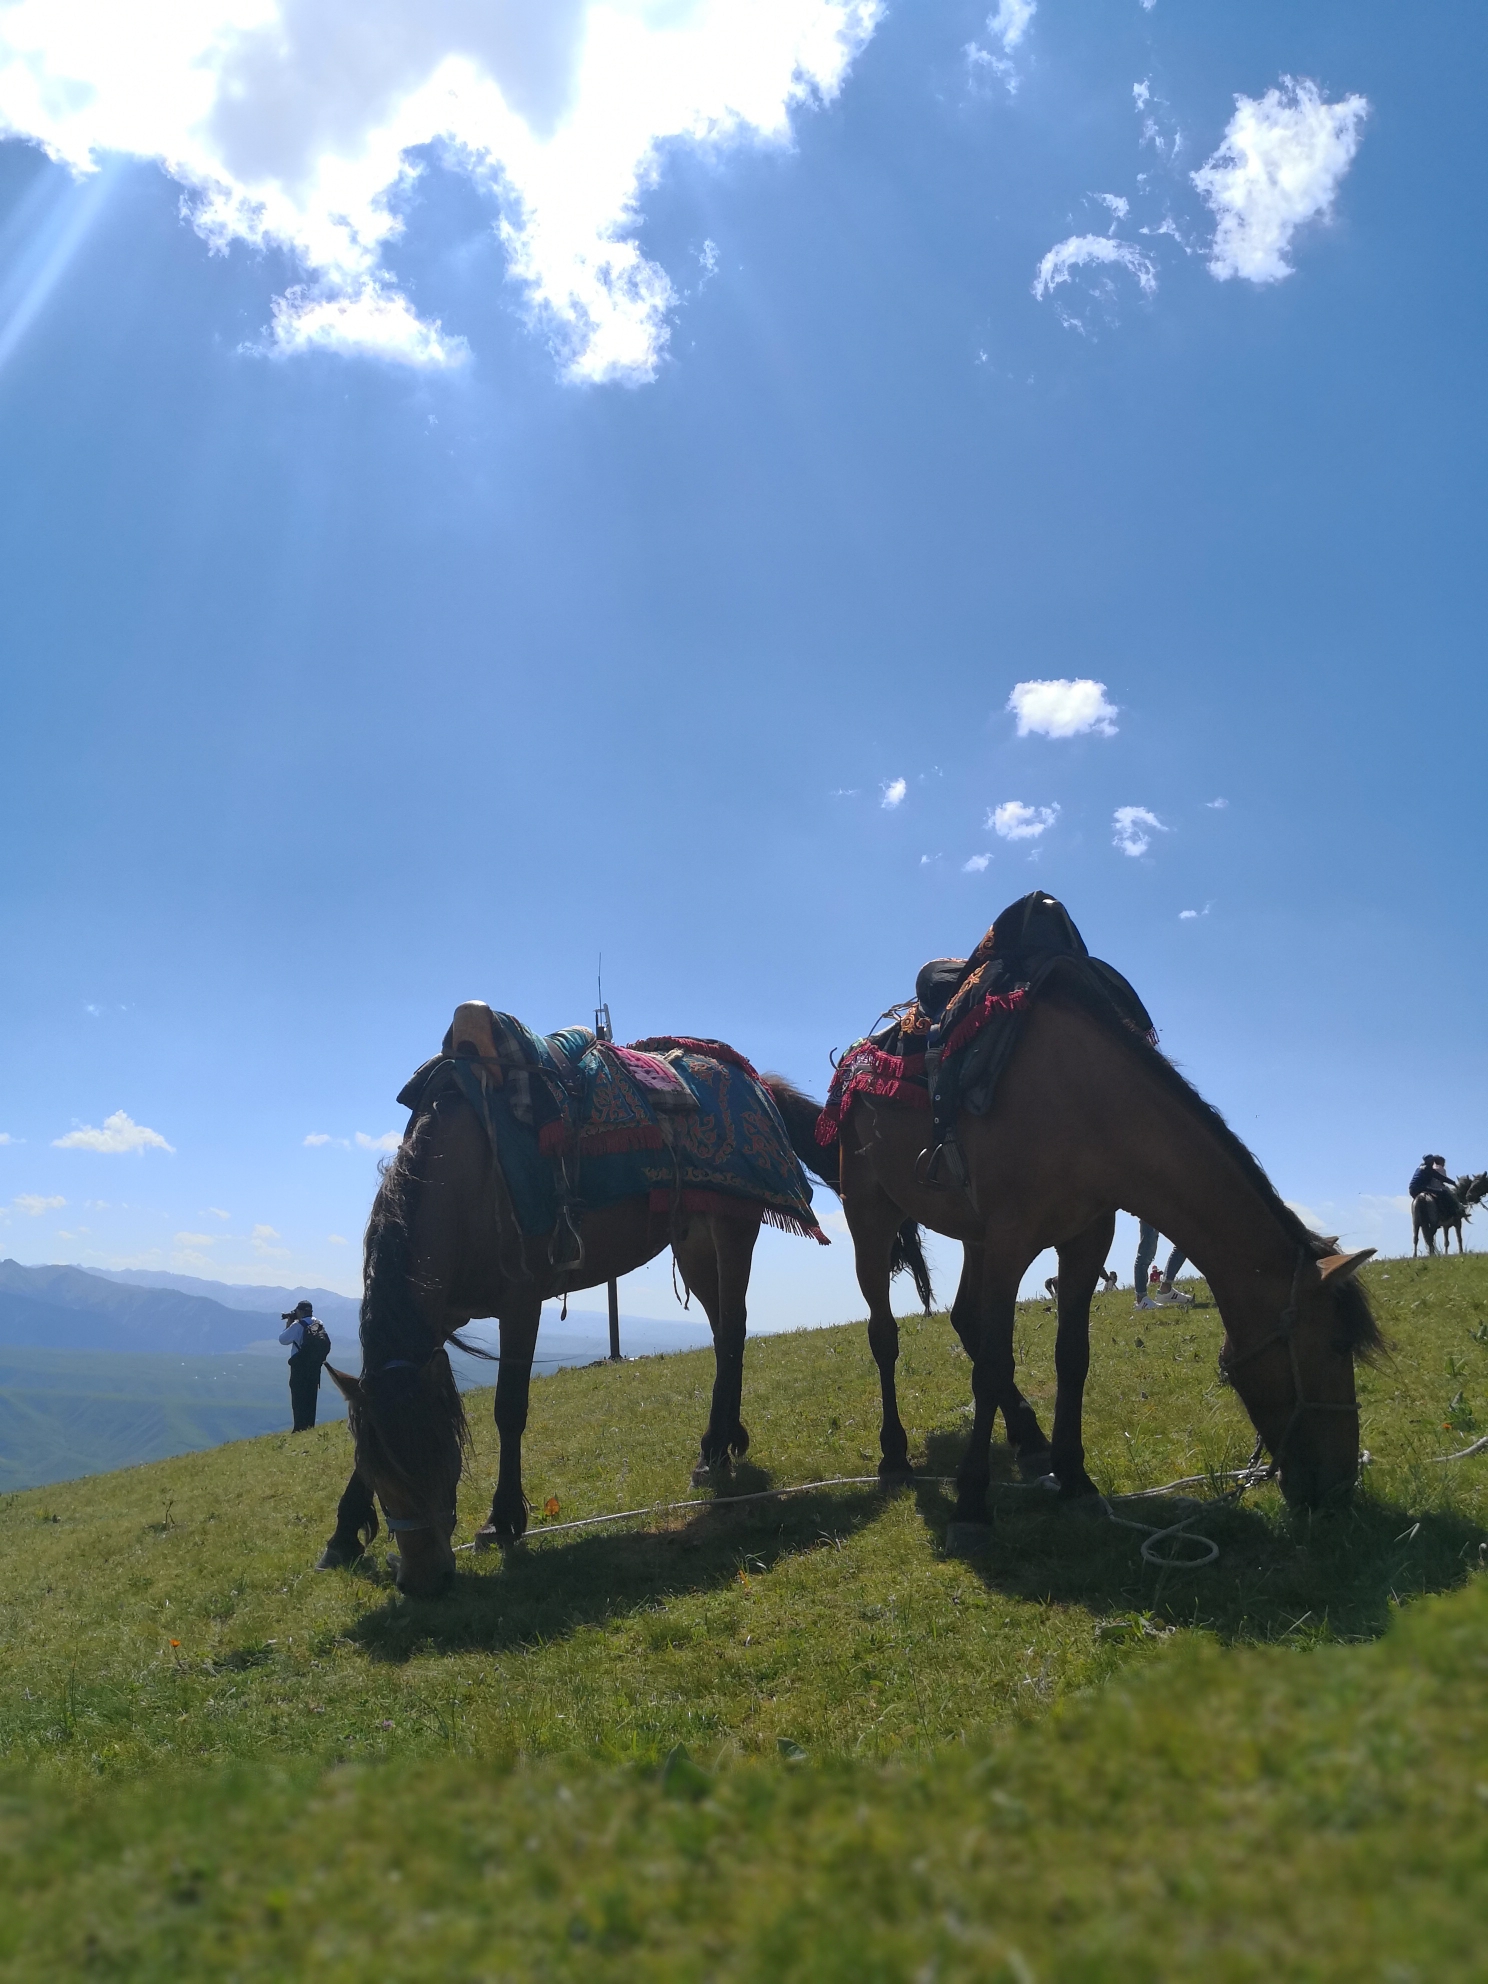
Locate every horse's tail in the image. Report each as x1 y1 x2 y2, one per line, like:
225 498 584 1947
762 1073 836 1191
762 1072 935 1313
890 1221 936 1313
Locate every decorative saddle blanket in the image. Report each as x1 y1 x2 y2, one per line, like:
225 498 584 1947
817 891 1154 1158
396 1016 827 1246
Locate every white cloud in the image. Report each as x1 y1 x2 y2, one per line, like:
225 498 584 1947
987 0 1036 48
14 1192 65 1215
174 1231 218 1246
207 1207 231 1220
328 1233 348 1246
356 1131 402 1152
1192 77 1368 284
1033 234 1157 303
962 852 992 872
966 0 1035 94
990 800 1058 842
53 1110 174 1153
1112 806 1167 857
251 1223 289 1258
1006 678 1118 739
0 0 880 380
1179 909 1197 920
1133 81 1150 111
0 1132 13 1144
1206 797 1229 810
880 777 907 810
303 1132 333 1147
1092 192 1129 223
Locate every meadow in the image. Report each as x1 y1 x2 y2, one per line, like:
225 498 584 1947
2 1253 1487 1978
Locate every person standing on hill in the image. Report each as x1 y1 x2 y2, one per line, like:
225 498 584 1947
278 1300 331 1431
1133 1222 1192 1310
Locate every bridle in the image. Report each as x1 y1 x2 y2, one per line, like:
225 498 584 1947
1218 1248 1359 1465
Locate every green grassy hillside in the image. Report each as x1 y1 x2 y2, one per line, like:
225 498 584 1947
3 1255 1487 1978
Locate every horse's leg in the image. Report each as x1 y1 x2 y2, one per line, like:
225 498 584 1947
954 1255 1026 1522
845 1174 917 1480
948 1246 981 1360
1048 1213 1114 1500
316 1467 377 1569
475 1294 542 1547
676 1214 760 1479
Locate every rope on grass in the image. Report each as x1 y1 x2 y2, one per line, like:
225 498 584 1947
450 1454 1271 1566
1430 1433 1488 1464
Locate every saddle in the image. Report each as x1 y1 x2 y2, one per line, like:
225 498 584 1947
819 892 1154 1176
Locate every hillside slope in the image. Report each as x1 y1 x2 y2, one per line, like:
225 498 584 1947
2 1255 1486 1978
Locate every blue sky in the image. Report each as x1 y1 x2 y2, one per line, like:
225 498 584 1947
1 0 1483 1326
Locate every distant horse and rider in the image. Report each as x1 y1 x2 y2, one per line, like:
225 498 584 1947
316 891 1384 1596
1410 1153 1488 1257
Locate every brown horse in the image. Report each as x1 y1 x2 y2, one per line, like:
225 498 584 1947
820 963 1381 1522
317 1049 913 1599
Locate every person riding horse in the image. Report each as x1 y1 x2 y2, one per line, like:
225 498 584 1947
1410 1154 1455 1212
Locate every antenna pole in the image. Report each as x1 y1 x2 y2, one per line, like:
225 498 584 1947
595 954 620 1359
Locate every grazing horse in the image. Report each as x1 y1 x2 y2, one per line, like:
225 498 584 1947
1412 1173 1488 1256
819 964 1381 1520
316 1038 891 1600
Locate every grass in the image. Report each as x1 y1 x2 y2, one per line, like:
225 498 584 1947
2 1254 1487 1976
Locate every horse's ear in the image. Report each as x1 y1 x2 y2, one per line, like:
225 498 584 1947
1316 1249 1375 1285
325 1364 363 1403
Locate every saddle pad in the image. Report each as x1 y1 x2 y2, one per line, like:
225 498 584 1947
601 1043 698 1108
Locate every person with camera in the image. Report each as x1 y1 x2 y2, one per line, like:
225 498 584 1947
278 1299 332 1431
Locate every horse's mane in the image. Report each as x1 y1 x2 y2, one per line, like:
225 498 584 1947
1053 967 1384 1360
350 1106 471 1499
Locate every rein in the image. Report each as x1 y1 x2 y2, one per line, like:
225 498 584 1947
1218 1248 1359 1465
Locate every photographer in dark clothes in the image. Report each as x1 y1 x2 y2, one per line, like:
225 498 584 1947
278 1300 331 1431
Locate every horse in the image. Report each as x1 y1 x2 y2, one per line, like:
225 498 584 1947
317 1041 926 1598
816 963 1382 1523
1412 1173 1488 1256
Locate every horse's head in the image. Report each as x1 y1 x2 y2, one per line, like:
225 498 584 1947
1222 1246 1382 1507
330 1111 481 1598
328 1352 466 1597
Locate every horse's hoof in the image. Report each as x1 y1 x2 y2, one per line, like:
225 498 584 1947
473 1523 524 1552
691 1461 721 1488
1016 1446 1056 1483
877 1458 916 1488
944 1521 994 1557
1056 1471 1100 1502
314 1541 360 1572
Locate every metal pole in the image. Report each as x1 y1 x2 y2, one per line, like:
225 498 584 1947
607 1277 621 1361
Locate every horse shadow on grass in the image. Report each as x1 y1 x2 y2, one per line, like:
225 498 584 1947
913 1423 1486 1647
348 1477 890 1665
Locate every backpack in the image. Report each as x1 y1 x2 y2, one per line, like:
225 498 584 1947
295 1318 331 1367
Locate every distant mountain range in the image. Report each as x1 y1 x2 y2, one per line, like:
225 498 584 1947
86 1268 362 1335
0 1261 713 1488
0 1260 291 1355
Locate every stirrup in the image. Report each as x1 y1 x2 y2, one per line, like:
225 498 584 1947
915 1139 968 1191
548 1203 585 1275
